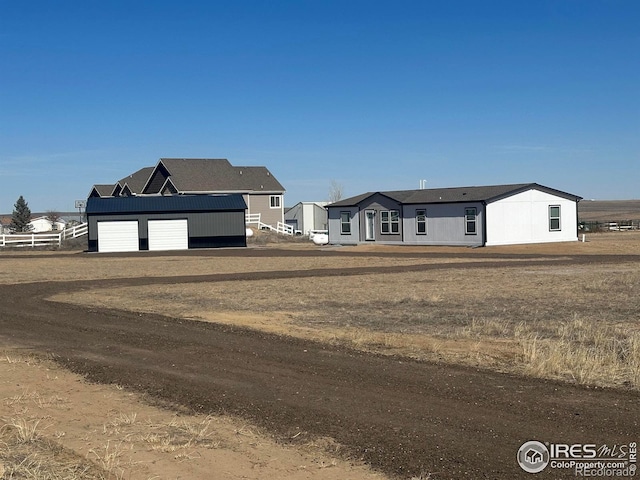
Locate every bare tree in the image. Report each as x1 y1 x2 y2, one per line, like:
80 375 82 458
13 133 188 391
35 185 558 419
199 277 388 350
45 211 61 230
328 179 344 203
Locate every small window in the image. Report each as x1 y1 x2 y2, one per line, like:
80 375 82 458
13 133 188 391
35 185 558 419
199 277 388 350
416 209 427 235
340 211 351 234
270 195 281 208
380 210 400 234
549 205 561 231
465 208 477 235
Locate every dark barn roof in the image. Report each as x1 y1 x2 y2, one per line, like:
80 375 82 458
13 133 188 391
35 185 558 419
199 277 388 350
87 194 247 215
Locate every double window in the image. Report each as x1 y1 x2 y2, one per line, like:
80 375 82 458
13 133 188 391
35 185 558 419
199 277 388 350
340 211 351 234
416 209 427 235
465 208 477 235
381 210 400 234
269 195 281 208
549 205 561 231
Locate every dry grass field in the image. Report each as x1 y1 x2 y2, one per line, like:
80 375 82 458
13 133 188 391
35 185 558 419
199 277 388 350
1 231 639 479
578 199 640 222
53 233 640 391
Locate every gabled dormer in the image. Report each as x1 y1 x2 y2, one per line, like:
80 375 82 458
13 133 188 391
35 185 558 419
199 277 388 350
142 161 172 194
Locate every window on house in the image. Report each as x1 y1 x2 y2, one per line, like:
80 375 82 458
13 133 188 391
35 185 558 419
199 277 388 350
416 209 427 235
465 207 477 235
381 210 400 234
270 195 281 208
340 212 351 234
549 205 561 231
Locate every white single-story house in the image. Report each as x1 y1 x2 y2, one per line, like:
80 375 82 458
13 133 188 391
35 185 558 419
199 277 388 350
326 183 582 247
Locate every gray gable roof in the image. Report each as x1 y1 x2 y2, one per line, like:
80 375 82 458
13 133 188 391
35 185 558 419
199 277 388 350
154 158 285 193
328 183 581 207
90 184 116 197
117 167 155 194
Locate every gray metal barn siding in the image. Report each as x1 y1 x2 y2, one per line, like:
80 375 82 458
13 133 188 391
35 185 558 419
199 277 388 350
86 195 247 252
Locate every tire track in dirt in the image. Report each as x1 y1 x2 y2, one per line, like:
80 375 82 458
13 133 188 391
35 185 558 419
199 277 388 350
1 253 639 479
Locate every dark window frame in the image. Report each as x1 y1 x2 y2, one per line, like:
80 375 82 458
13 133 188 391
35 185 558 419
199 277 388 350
340 211 351 235
549 205 561 231
465 207 477 235
269 195 281 208
416 209 427 235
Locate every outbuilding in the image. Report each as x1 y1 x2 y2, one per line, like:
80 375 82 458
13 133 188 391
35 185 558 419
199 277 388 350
86 195 247 253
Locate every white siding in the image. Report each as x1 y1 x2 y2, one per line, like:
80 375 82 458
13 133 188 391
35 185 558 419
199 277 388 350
97 221 139 252
485 189 578 246
148 219 188 251
302 203 314 234
28 217 66 233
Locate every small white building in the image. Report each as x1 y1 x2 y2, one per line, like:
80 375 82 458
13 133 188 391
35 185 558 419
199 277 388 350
29 216 66 233
284 202 328 235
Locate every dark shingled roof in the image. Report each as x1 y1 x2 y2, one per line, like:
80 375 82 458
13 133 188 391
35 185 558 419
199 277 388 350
328 183 581 207
157 158 285 193
86 194 247 215
90 184 116 197
117 167 155 194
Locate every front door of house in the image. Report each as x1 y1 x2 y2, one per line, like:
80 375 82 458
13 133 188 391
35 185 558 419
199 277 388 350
365 210 375 241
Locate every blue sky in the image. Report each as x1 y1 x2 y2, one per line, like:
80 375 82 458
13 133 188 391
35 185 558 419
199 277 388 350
1 0 638 213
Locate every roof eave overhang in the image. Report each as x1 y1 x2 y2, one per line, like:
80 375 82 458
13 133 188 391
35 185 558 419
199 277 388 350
484 183 582 204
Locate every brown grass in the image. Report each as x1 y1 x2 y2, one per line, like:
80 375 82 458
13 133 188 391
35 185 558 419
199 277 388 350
0 420 107 479
50 232 640 390
1 232 639 479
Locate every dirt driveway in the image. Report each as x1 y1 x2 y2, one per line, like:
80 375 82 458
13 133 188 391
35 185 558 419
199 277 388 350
1 241 639 479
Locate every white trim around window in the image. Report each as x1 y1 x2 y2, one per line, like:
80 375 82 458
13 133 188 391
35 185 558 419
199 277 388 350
465 207 477 235
380 210 400 234
269 195 281 208
340 211 351 234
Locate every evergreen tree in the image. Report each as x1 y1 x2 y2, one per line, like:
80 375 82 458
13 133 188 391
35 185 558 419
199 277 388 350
10 196 33 233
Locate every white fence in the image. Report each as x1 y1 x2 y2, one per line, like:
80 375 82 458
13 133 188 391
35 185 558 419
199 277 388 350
245 213 293 235
0 223 88 248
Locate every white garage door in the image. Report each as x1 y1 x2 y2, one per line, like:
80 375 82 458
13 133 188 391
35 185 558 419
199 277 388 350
97 221 139 253
148 219 189 251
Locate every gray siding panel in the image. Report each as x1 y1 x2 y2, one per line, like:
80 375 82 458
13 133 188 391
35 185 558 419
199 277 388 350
402 203 484 246
328 207 359 244
357 194 403 243
313 205 328 230
189 211 245 237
